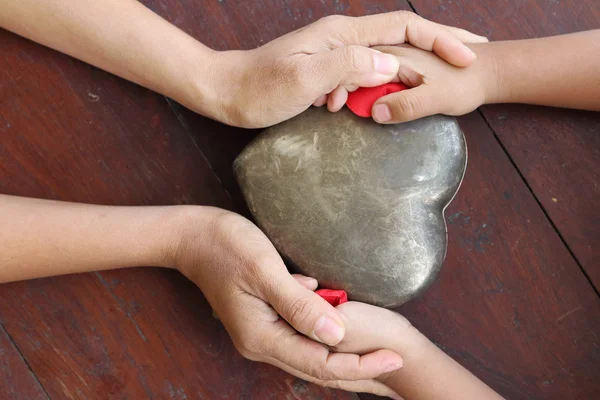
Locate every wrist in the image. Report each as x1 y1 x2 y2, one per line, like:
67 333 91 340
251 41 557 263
163 205 230 275
171 44 222 119
184 48 252 126
469 42 507 105
387 321 429 358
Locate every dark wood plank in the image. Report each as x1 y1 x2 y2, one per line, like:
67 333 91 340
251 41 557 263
0 29 356 399
396 112 600 399
0 325 47 400
362 112 600 400
137 1 600 399
0 271 357 400
408 0 600 291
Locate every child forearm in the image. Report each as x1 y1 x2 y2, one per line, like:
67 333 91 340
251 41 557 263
0 195 179 283
373 29 599 123
382 328 504 400
483 29 600 111
334 302 503 399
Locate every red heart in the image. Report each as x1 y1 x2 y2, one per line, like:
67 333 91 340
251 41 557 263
346 83 409 118
316 289 348 306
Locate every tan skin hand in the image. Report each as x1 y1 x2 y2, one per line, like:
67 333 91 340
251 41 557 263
171 207 405 398
216 12 488 128
0 195 404 398
0 2 488 129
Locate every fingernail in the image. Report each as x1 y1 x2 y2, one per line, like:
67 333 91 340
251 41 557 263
299 276 318 288
301 276 318 285
313 315 344 345
383 362 403 373
373 52 399 75
373 104 391 123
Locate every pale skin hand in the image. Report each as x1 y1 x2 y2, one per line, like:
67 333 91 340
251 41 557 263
370 30 600 123
0 195 403 397
0 0 487 128
332 302 505 400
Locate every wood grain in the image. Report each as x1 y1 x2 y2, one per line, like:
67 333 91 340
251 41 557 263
134 1 600 399
408 0 600 292
1 0 599 399
0 325 47 400
0 28 355 399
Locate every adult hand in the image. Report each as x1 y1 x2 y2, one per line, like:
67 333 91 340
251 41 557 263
1 1 486 129
212 11 487 128
171 206 404 398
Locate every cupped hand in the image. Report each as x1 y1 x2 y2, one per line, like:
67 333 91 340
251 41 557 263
212 11 487 128
369 44 497 123
171 206 404 397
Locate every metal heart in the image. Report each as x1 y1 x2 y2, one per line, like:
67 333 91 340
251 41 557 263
234 107 467 307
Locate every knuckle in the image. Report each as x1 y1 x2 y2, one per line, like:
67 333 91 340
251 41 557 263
307 364 329 381
235 337 265 360
302 358 337 381
318 14 348 28
341 46 366 72
392 10 419 23
285 296 316 329
394 93 419 120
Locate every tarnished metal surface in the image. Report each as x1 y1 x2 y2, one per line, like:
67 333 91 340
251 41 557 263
234 107 467 307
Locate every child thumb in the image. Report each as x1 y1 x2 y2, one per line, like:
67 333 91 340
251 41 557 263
372 84 440 123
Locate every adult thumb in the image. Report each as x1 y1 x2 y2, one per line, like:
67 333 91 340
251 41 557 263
312 45 400 93
266 273 346 346
372 84 441 123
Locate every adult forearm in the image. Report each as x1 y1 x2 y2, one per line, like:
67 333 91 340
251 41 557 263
483 30 600 111
0 195 181 283
0 0 220 117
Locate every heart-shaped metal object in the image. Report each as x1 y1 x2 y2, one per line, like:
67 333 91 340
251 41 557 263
234 107 467 307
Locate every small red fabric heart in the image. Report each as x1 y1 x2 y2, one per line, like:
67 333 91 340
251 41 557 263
316 289 348 307
346 83 409 118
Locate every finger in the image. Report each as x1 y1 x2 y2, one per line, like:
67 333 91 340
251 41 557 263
438 23 489 43
292 274 318 290
403 16 477 67
311 45 399 94
267 328 403 381
267 357 404 399
327 86 348 112
313 94 328 107
265 272 346 345
373 84 441 124
312 12 477 67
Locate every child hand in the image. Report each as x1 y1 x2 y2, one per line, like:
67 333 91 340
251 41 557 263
333 301 418 356
333 302 506 400
369 44 498 124
332 302 424 399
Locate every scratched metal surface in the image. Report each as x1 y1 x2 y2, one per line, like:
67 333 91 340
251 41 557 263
235 107 467 307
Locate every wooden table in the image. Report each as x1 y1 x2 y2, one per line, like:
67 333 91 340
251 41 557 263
1 1 598 399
